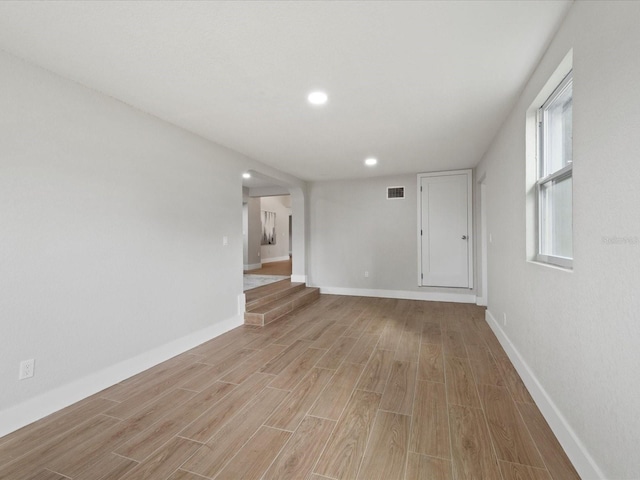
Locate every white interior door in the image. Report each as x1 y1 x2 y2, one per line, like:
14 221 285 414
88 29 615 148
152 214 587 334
419 170 472 288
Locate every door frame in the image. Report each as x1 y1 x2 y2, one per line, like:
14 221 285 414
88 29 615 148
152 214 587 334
477 176 488 305
417 169 473 288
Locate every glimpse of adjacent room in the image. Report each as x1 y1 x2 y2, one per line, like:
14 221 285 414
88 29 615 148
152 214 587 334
243 193 292 291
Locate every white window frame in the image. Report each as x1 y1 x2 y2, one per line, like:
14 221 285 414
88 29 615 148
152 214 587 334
535 70 573 269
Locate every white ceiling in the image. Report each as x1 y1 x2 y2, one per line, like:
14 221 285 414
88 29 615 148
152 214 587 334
0 1 572 182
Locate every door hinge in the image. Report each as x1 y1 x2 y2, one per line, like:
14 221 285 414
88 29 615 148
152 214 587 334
420 229 423 235
421 273 423 279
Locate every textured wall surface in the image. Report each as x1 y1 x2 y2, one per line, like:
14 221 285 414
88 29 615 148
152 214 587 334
0 51 246 411
244 197 262 268
476 2 640 477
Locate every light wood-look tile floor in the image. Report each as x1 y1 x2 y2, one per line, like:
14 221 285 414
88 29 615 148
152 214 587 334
0 295 580 480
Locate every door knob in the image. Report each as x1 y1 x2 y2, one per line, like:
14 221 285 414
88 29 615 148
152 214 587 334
462 235 468 240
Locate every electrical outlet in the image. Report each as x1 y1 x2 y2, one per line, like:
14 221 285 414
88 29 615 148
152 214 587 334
19 359 35 380
364 271 369 278
503 313 507 326
222 236 228 246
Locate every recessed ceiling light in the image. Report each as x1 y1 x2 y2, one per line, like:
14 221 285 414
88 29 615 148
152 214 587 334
364 157 378 166
242 172 251 179
308 91 328 105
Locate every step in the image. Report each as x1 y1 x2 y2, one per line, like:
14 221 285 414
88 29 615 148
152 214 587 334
244 286 320 327
245 280 306 311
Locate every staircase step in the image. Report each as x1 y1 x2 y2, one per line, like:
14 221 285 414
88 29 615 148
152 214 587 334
245 286 320 327
246 280 306 310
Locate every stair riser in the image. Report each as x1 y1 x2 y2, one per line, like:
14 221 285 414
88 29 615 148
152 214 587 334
246 283 306 310
262 290 319 326
244 287 320 327
245 301 294 327
291 289 320 310
244 312 268 327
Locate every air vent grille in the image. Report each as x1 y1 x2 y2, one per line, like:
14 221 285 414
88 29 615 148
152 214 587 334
387 186 405 199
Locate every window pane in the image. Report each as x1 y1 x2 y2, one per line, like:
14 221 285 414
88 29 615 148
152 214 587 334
542 80 572 176
539 175 572 259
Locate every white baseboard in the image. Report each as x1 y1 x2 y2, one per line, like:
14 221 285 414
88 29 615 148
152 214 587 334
261 256 290 264
0 314 244 438
318 286 476 304
485 310 604 479
244 263 261 271
476 295 487 306
290 274 307 284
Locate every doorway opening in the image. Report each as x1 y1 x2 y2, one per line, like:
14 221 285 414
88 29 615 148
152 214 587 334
241 170 307 295
243 194 292 290
242 177 293 292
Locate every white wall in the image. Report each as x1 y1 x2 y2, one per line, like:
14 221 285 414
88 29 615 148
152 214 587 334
245 197 262 269
243 202 249 265
476 2 640 478
260 195 291 263
308 175 476 302
0 51 299 432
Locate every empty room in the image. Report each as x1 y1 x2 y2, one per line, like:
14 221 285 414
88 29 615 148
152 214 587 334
1 1 638 479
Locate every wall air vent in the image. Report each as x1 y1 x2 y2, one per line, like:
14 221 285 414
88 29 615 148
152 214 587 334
387 186 405 199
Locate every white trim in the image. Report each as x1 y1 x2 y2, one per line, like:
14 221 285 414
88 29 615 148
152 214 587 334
538 162 573 185
243 263 262 271
237 293 246 315
319 286 476 304
476 180 488 307
261 255 290 264
466 171 474 289
485 310 604 480
0 314 243 438
535 253 573 270
526 49 573 263
527 259 574 273
291 274 307 284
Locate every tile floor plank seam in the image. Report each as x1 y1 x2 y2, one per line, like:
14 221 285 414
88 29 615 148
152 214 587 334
308 361 368 421
351 407 380 480
514 401 579 479
465 323 551 478
459 312 509 480
312 389 382 480
0 295 577 480
404 324 424 480
490 353 554 476
178 386 290 479
308 337 380 480
439 317 458 480
263 415 336 480
307 414 342 480
111 414 205 468
472 366 508 480
516 424 555 478
59 386 206 478
185 418 275 479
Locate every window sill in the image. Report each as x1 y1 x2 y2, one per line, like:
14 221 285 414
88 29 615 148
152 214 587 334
527 259 573 273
